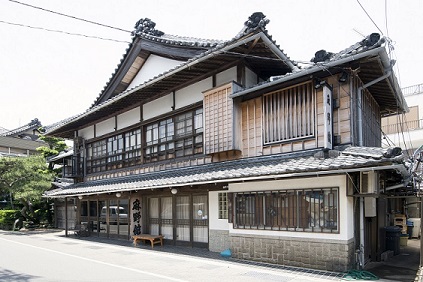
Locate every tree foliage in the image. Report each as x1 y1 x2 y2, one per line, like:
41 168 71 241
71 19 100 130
0 155 53 222
36 134 67 170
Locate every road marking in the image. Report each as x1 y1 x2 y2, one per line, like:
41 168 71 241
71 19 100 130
0 236 186 282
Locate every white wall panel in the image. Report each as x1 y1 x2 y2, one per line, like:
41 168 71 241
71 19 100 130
143 93 173 121
78 125 94 140
209 191 229 230
117 107 140 130
127 55 183 89
216 67 236 86
245 67 258 88
175 77 212 109
96 117 115 137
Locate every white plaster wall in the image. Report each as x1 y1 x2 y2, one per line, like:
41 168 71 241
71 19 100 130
127 55 183 89
117 107 140 130
175 77 212 109
209 191 229 231
216 67 237 86
96 117 115 137
143 93 173 121
227 175 354 241
245 67 258 88
78 125 94 140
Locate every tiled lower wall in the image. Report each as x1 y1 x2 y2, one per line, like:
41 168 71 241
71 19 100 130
229 234 355 272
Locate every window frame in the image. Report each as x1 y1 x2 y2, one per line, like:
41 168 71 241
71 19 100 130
86 128 142 173
143 108 203 163
233 187 339 233
218 192 228 219
263 82 316 145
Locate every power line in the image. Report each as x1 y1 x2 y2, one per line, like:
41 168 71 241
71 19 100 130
7 0 131 33
384 0 390 37
0 20 131 43
356 0 384 35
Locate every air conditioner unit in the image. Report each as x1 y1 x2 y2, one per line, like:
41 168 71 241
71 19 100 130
360 171 378 194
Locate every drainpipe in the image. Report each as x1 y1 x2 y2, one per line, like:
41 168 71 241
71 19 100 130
357 69 392 269
421 197 423 267
360 197 365 269
357 70 392 146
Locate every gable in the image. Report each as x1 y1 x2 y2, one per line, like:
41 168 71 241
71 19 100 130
126 54 183 90
47 13 298 138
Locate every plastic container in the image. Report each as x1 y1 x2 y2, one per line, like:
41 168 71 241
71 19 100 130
408 218 421 238
407 220 414 239
400 234 408 246
385 226 401 255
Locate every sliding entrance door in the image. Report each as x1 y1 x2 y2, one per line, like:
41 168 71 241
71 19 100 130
193 195 208 245
148 197 173 240
147 194 208 247
176 196 190 243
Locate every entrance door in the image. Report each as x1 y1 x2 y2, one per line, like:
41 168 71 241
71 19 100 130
176 196 190 243
193 195 208 246
148 197 173 240
147 194 208 247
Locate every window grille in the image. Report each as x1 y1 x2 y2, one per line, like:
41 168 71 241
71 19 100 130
263 82 315 144
233 187 338 233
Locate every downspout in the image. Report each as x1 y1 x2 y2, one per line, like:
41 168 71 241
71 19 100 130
65 197 68 237
360 197 365 269
356 69 392 269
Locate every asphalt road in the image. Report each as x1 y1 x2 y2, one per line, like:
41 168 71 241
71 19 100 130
0 230 341 282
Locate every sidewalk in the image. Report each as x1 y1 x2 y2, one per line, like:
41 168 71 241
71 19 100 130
365 238 421 282
5 229 422 281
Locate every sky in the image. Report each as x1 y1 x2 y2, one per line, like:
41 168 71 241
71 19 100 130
0 0 422 130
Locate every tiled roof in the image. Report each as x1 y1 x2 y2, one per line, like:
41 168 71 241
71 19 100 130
0 118 41 137
46 14 297 137
44 146 409 197
0 136 45 151
48 149 73 162
233 33 387 97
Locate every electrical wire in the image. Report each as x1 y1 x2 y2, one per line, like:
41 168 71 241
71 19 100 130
0 19 131 43
7 0 131 33
384 0 390 38
356 0 384 35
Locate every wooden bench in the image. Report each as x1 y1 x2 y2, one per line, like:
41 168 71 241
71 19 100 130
132 234 163 249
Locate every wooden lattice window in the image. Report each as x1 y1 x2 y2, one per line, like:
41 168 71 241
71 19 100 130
263 82 315 144
144 108 203 162
218 192 228 219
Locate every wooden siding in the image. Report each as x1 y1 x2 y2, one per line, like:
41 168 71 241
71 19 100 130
241 98 262 157
241 77 355 158
241 82 319 157
203 83 235 154
122 56 146 84
330 75 352 145
361 88 381 147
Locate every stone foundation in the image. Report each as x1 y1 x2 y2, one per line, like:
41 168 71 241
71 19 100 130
209 230 231 252
230 234 355 272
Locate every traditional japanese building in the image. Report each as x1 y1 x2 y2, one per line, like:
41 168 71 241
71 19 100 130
45 13 412 271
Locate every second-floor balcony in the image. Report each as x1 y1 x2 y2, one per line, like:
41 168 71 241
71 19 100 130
382 119 423 135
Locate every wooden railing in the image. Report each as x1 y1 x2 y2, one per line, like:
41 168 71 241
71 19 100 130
382 119 423 134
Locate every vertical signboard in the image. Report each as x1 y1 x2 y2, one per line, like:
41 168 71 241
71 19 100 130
323 85 333 150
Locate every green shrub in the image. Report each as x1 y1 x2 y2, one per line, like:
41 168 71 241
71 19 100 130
0 210 21 230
